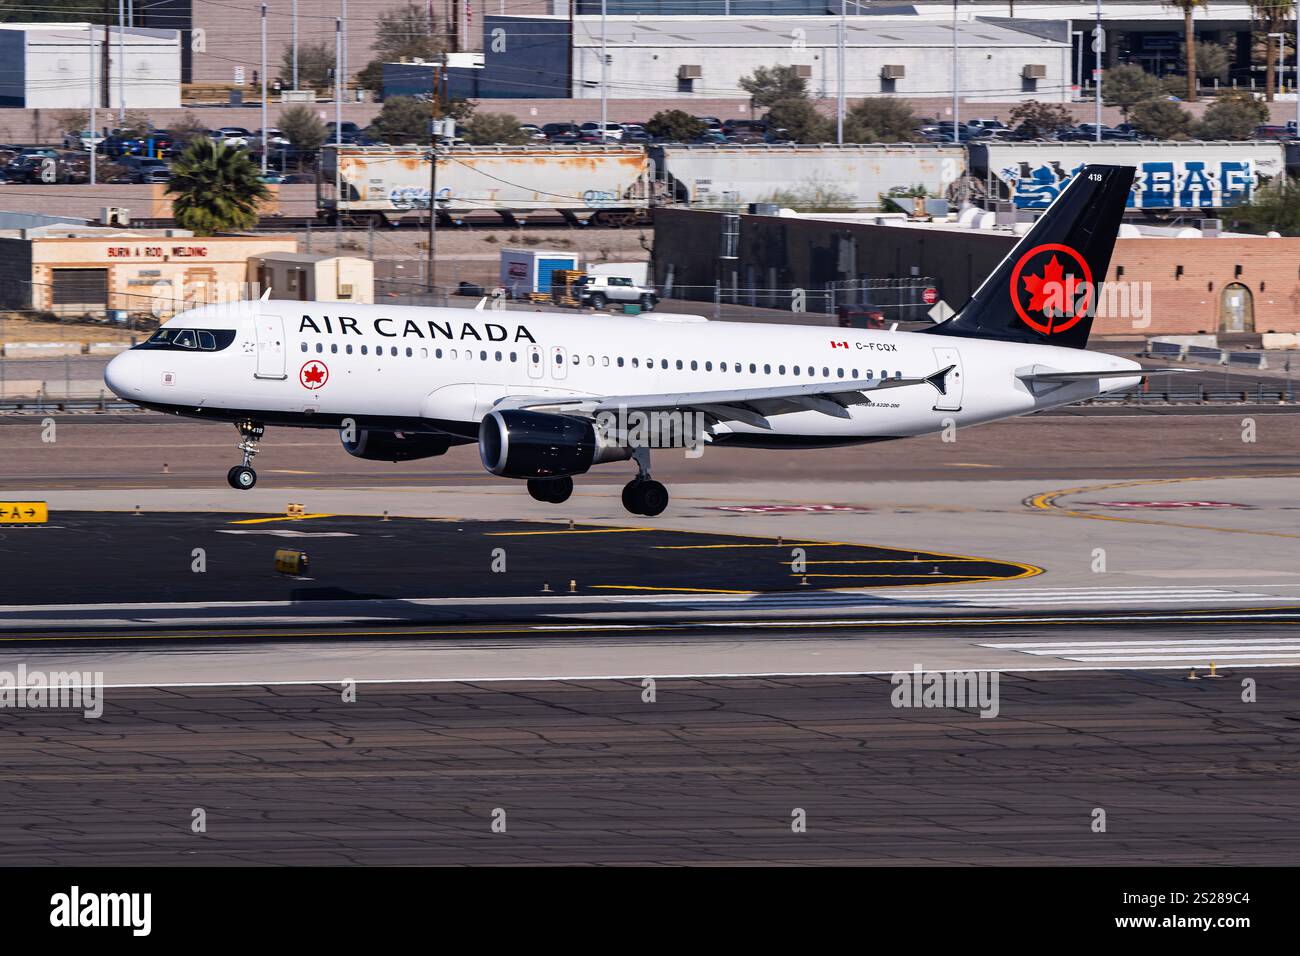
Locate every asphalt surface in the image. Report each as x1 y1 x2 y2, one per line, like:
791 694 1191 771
0 670 1294 865
0 511 1033 607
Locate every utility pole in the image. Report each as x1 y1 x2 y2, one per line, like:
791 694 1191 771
1295 1 1299 132
837 1 846 144
293 0 300 90
600 0 607 139
334 17 342 247
1094 0 1102 141
427 61 444 293
89 24 97 186
261 3 268 175
117 0 125 125
341 0 349 101
951 0 959 137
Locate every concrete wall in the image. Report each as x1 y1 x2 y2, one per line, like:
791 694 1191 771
0 184 317 222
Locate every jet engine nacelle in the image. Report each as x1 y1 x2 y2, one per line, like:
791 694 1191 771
479 409 632 479
341 428 457 462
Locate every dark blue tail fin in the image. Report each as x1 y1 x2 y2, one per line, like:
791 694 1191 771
925 164 1134 350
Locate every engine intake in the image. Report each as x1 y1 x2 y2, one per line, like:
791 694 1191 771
479 409 631 478
342 428 457 462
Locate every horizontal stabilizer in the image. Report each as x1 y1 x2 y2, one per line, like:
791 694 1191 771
1018 367 1187 383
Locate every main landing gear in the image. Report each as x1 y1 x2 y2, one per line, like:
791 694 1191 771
227 420 264 490
621 448 669 517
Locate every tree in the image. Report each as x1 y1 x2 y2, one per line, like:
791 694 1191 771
461 112 529 145
1008 100 1074 138
279 104 328 163
843 97 917 143
1166 1 1207 101
1195 90 1268 139
766 97 831 143
1129 97 1192 139
1102 63 1163 117
645 109 706 142
356 3 447 96
279 40 334 92
1235 176 1300 234
360 94 475 144
738 65 808 110
169 112 211 147
1191 40 1231 85
1251 0 1292 100
373 3 444 62
167 138 269 236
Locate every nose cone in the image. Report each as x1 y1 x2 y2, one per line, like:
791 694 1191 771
104 349 144 399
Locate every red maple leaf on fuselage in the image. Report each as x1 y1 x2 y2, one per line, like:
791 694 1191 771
303 364 325 384
1021 255 1080 317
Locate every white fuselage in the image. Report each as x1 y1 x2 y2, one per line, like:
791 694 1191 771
104 300 1142 447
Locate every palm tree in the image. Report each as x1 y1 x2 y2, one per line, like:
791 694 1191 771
167 138 270 235
1251 0 1293 101
1167 1 1207 101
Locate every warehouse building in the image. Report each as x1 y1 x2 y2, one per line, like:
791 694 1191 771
480 13 1071 101
652 207 1300 336
0 226 296 318
0 23 181 109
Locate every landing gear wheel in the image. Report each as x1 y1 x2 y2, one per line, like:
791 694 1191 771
622 479 669 517
527 476 573 504
227 465 257 490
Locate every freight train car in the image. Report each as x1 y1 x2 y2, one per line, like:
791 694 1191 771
968 140 1286 211
651 143 967 211
319 144 652 226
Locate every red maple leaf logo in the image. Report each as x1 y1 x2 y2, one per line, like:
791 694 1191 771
1021 255 1080 316
303 363 325 385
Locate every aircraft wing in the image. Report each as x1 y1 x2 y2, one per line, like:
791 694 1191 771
491 365 954 430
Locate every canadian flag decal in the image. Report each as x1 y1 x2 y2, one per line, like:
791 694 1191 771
830 340 849 349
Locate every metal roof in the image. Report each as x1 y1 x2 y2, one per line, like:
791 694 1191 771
570 15 1068 47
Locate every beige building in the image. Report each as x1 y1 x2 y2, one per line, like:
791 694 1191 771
0 225 297 318
249 252 375 305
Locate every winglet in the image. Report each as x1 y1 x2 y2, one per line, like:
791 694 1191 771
926 364 955 395
259 287 272 301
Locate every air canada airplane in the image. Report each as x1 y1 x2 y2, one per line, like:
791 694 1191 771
105 164 1162 517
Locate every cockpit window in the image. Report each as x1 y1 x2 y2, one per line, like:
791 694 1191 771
137 328 237 352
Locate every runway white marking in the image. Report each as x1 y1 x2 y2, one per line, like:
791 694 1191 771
982 635 1300 666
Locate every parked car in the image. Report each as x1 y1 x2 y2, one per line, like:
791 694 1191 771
119 156 171 184
542 122 580 140
576 274 657 310
579 121 624 141
518 123 547 142
63 129 105 151
1253 124 1293 141
620 123 650 143
216 126 253 147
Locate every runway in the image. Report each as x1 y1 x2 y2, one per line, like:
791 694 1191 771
1 669 1295 865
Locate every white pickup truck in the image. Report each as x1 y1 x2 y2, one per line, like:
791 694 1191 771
577 274 658 311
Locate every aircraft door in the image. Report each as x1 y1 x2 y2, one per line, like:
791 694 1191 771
931 346 963 412
254 314 287 380
527 344 544 380
550 345 568 380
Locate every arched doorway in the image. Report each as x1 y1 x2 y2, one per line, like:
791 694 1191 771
1219 282 1254 333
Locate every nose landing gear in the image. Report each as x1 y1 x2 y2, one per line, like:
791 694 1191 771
227 421 265 490
621 448 669 517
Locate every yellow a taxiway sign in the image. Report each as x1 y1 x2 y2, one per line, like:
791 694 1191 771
0 501 48 523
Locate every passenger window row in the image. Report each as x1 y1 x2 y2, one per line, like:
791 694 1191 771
297 342 901 381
